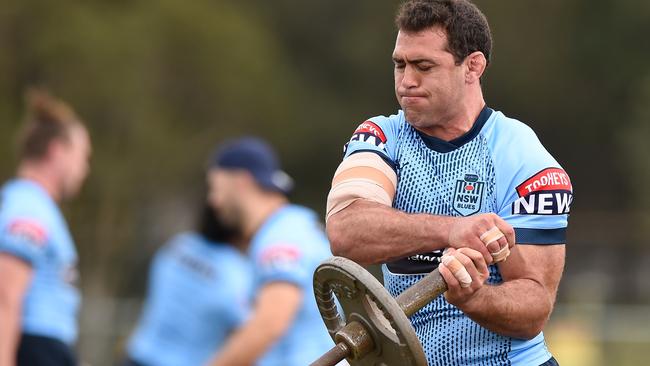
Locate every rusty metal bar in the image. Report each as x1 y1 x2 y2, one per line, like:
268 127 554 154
396 268 448 317
309 342 350 366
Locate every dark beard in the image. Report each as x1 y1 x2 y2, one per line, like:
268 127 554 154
199 204 242 244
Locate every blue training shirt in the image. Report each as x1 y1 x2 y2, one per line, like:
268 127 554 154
0 179 81 344
342 107 572 366
250 204 334 366
127 232 253 366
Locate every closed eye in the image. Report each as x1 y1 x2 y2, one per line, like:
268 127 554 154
415 62 434 72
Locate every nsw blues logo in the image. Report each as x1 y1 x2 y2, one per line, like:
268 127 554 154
452 174 485 216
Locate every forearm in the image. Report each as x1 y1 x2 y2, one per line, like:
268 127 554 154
459 278 553 339
0 304 20 366
327 200 453 264
209 317 282 366
210 283 301 366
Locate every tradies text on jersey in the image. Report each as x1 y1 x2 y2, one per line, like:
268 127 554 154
512 168 573 215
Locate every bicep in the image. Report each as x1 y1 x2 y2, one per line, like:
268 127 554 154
498 244 565 300
0 253 32 304
252 282 303 336
327 152 397 222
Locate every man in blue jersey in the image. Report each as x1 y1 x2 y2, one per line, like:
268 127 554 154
326 1 571 365
206 137 334 366
125 204 253 366
0 90 91 366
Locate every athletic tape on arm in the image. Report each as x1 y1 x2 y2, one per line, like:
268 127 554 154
326 152 397 222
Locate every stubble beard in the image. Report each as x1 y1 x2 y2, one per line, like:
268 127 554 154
217 203 245 238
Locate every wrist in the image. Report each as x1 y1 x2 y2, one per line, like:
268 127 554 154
447 285 486 313
430 215 456 248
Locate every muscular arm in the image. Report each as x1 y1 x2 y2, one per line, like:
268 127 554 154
326 153 512 265
209 282 302 366
445 244 565 339
327 200 453 265
0 254 32 366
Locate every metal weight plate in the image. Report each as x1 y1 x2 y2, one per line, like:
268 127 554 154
313 256 427 366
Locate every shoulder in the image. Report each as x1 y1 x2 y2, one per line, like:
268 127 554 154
166 231 202 249
482 110 562 170
265 205 318 235
343 111 406 160
1 181 55 240
485 111 573 230
482 111 540 145
360 111 406 134
252 205 326 255
0 182 57 259
2 180 54 220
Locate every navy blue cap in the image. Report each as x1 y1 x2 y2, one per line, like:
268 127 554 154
210 136 294 195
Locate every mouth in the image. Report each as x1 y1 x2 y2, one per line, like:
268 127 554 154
400 95 427 105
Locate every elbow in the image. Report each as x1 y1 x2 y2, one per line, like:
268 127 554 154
517 322 545 340
516 309 552 340
262 309 297 342
326 215 354 259
265 320 290 341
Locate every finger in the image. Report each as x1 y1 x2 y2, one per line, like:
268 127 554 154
485 239 501 253
491 245 510 263
438 260 460 288
488 236 510 262
441 255 472 288
496 236 508 251
493 217 516 248
443 247 456 256
456 247 489 278
450 250 481 283
479 226 504 245
479 226 503 260
470 237 493 265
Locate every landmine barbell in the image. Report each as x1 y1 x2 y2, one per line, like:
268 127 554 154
310 256 448 366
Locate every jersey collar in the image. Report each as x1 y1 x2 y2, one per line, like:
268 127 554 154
415 106 493 153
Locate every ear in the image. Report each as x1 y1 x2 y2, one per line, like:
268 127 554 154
45 138 66 162
237 170 259 191
465 51 487 84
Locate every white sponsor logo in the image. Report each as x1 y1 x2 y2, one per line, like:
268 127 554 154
513 192 573 215
349 132 386 150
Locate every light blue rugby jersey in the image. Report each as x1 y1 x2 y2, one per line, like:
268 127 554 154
250 204 334 366
127 232 253 366
0 179 81 344
343 107 573 366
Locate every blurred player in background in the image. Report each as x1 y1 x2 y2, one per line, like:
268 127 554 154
206 137 333 366
124 203 253 366
0 90 91 366
326 0 571 365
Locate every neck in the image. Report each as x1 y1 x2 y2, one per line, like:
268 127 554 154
419 91 485 141
17 161 60 202
241 192 288 240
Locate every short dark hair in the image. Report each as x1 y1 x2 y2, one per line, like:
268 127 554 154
18 88 84 161
395 0 492 65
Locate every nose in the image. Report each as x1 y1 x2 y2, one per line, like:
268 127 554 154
400 65 419 90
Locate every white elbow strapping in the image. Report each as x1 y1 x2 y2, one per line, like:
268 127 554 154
326 178 392 222
333 154 398 188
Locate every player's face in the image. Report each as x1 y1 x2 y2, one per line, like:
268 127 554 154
58 126 91 200
393 27 466 133
207 169 245 230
